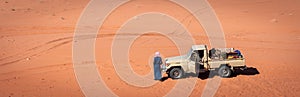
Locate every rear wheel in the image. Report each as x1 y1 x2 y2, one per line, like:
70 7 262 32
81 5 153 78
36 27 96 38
218 66 232 77
169 68 183 79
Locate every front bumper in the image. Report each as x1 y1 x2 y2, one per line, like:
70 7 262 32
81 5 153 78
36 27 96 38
161 64 167 72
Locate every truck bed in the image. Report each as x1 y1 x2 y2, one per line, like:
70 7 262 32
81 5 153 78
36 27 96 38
208 58 245 69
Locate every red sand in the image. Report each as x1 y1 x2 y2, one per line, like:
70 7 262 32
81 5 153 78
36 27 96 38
0 0 299 97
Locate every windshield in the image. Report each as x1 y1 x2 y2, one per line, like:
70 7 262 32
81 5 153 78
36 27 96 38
186 48 193 58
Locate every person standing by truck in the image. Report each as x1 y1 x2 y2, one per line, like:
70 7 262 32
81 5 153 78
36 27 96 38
153 52 162 80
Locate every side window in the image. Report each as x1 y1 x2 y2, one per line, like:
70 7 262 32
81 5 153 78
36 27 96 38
198 50 204 59
190 50 204 62
190 52 197 61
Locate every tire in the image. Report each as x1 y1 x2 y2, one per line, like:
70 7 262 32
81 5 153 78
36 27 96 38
169 68 183 79
218 66 232 77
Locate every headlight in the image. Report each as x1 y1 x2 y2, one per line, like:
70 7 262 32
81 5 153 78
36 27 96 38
165 59 170 66
166 62 170 67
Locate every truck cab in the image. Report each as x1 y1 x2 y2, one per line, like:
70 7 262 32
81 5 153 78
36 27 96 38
163 45 246 79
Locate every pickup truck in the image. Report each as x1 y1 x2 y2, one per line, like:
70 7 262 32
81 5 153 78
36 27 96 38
163 45 247 79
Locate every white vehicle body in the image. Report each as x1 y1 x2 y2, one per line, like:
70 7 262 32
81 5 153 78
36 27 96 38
163 45 246 78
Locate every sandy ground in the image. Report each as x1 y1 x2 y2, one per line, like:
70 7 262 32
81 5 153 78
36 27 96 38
0 0 299 97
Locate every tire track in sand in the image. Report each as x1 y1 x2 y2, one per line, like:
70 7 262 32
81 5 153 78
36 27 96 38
0 63 73 81
0 34 101 67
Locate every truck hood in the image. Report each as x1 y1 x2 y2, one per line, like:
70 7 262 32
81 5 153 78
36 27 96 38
165 55 187 63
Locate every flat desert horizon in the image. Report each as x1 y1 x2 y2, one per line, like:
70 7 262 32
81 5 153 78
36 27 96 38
0 0 299 97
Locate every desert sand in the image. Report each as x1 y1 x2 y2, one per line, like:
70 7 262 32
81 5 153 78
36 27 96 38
0 0 299 97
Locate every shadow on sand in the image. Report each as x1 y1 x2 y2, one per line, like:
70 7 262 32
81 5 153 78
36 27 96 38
198 67 260 80
159 77 169 82
230 67 260 77
160 67 260 82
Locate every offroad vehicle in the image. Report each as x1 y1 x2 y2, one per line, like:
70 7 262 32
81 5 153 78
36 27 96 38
163 45 246 79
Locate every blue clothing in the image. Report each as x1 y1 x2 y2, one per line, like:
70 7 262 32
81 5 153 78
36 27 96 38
153 57 162 80
234 50 243 58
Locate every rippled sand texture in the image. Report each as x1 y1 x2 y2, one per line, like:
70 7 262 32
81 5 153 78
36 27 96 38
0 0 299 97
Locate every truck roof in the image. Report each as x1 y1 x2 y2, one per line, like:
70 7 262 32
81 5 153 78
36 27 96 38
192 45 207 50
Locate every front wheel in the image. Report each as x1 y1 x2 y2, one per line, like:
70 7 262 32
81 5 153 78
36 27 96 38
218 66 232 78
169 68 183 79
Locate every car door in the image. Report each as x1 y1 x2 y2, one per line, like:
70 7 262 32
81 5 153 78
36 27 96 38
187 52 197 73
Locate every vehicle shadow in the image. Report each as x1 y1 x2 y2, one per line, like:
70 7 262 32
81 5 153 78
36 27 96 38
197 71 216 80
196 67 260 80
160 77 169 82
230 67 260 78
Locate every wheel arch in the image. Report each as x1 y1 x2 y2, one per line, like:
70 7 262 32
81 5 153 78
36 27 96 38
166 66 184 73
219 64 232 69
